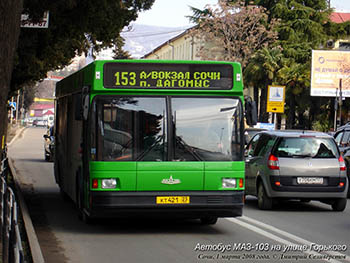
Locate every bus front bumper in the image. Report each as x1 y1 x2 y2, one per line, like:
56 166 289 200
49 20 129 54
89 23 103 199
86 191 244 219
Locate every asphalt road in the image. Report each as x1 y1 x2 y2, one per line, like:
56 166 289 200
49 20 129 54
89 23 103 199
8 127 350 263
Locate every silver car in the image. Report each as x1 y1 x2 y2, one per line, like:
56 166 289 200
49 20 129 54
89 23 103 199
245 130 348 211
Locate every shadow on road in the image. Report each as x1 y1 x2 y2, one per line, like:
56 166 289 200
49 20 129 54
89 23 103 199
244 196 333 212
21 186 225 236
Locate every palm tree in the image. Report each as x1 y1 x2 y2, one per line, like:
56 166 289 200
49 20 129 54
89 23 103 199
244 47 283 122
277 59 311 128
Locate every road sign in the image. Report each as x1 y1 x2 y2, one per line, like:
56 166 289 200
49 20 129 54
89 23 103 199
21 11 49 28
267 85 285 113
9 102 16 109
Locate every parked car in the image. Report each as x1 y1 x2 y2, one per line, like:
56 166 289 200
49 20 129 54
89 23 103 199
334 123 350 197
33 119 47 127
244 128 267 145
24 117 34 126
43 126 55 161
245 130 348 211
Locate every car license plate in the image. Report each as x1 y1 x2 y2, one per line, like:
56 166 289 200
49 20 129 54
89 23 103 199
297 177 323 184
156 196 190 204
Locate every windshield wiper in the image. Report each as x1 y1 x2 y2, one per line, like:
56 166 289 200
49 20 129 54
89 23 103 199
136 135 164 161
176 136 202 161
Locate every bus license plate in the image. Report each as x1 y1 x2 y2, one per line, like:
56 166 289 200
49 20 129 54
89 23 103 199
297 177 323 184
156 196 190 204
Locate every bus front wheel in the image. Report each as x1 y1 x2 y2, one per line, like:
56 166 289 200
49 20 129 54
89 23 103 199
200 216 218 225
77 192 93 224
76 174 93 224
78 209 93 224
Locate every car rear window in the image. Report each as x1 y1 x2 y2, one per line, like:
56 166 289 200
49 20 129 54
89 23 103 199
273 137 338 158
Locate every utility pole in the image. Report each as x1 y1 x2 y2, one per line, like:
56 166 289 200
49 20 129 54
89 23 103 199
15 90 20 124
339 78 343 127
334 88 338 131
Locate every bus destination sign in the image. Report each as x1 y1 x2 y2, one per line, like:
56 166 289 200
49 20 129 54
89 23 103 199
103 63 233 90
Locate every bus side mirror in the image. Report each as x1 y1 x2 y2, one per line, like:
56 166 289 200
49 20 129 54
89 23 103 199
245 96 257 126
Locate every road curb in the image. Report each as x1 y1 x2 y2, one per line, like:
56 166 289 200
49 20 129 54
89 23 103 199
8 158 45 263
7 126 26 146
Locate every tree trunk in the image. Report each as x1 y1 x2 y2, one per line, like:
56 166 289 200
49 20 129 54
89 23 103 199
297 110 304 129
287 93 296 129
254 86 259 120
0 0 23 155
259 85 269 123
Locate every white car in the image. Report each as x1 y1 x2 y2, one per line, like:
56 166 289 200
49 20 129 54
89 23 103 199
33 119 46 127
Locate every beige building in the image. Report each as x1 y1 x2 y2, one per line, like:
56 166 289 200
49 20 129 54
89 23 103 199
141 25 255 97
142 27 200 60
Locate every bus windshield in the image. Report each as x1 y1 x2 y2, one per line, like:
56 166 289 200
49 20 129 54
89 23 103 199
91 96 243 162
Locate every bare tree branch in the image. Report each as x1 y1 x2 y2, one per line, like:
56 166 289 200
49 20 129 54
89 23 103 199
191 1 279 67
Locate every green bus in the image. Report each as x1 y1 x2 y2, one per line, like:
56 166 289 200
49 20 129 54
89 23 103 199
54 60 256 224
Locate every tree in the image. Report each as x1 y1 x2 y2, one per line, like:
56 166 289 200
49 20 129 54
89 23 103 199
22 85 36 112
277 59 311 128
113 36 132 59
253 0 334 129
0 0 23 154
244 47 283 122
12 0 155 91
0 0 155 152
190 1 279 68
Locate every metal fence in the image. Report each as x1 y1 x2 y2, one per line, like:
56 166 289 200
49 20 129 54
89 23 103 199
1 147 24 263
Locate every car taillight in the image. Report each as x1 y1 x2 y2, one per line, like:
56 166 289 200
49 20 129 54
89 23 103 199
338 156 346 171
268 154 279 170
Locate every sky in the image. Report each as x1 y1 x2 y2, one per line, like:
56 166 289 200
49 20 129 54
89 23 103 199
332 0 350 12
135 0 350 28
135 0 218 28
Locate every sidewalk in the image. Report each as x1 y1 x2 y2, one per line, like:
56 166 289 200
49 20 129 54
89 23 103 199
1 124 33 263
7 124 26 146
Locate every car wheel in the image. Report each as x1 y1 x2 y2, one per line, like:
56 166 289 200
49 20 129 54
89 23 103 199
45 152 50 161
331 198 347 212
257 183 273 210
59 188 70 202
200 216 218 225
48 152 54 162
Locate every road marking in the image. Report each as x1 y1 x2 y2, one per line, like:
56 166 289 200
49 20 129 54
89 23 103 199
240 216 350 261
227 216 349 263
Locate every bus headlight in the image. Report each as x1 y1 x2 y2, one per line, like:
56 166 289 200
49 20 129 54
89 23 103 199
101 179 117 189
222 178 236 189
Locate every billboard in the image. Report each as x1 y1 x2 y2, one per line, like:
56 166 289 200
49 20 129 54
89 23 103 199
311 50 350 97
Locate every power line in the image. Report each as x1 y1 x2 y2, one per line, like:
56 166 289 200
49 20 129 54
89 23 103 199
121 28 190 38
